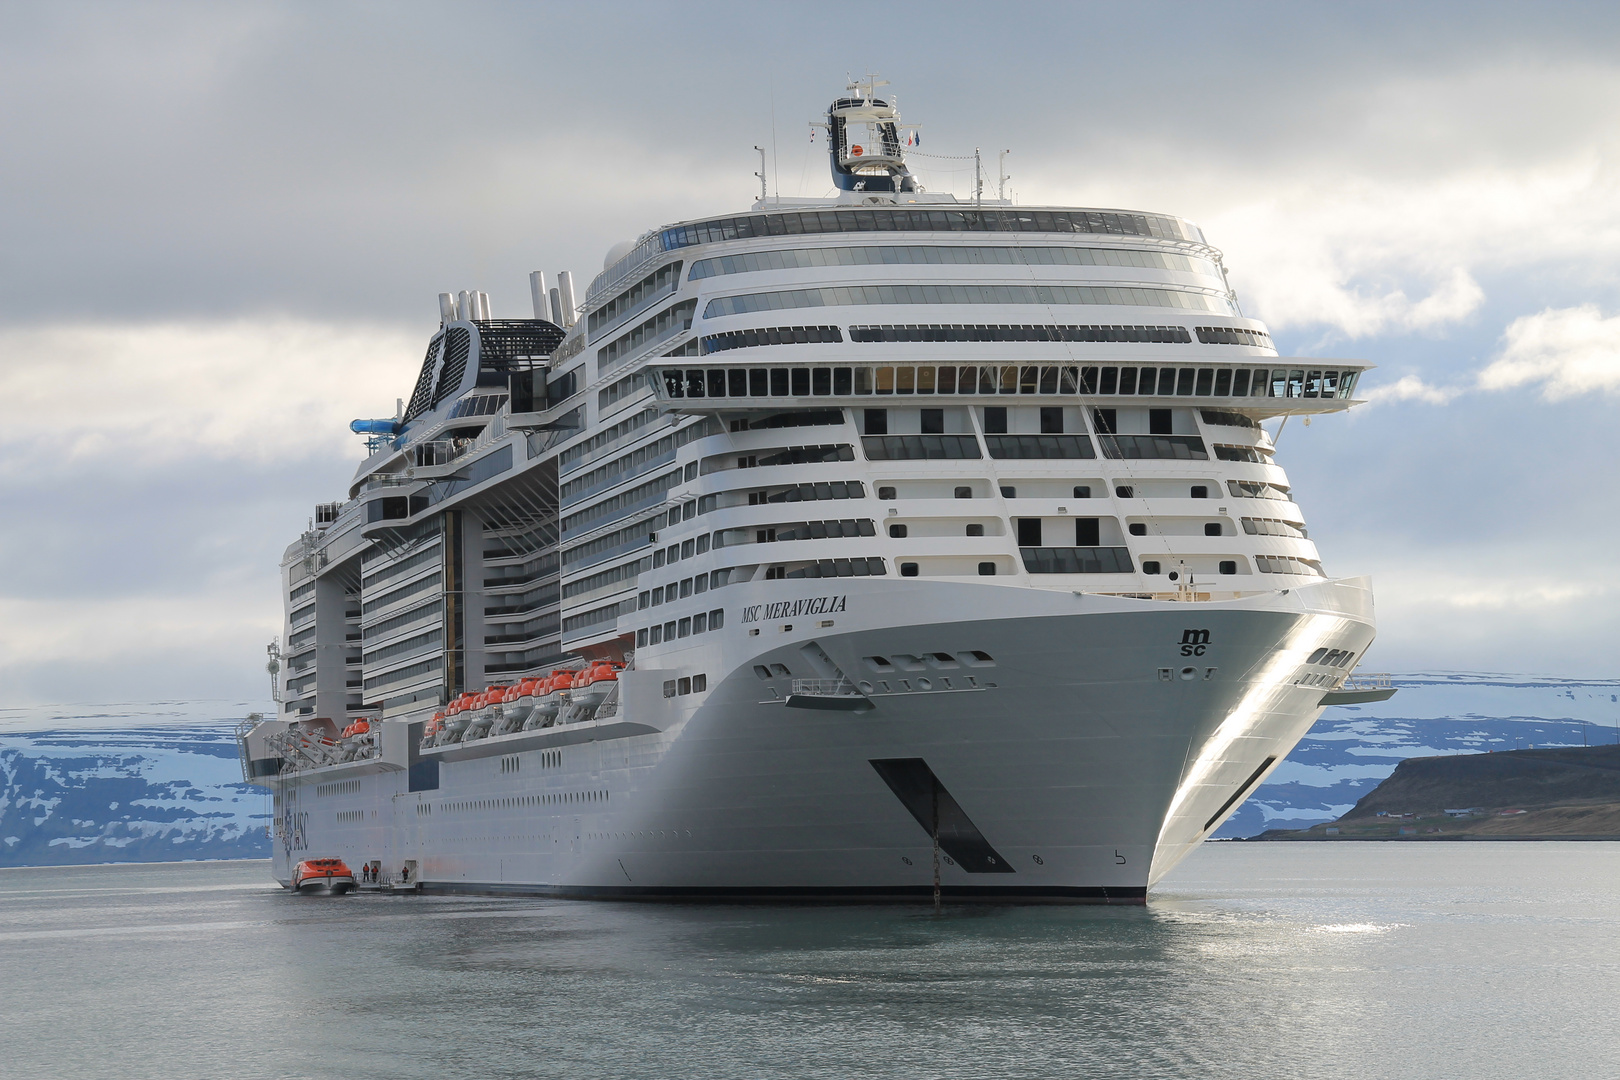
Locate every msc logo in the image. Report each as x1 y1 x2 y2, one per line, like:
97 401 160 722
1180 629 1211 656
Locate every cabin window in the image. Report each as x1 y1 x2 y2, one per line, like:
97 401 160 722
966 523 985 537
955 486 972 499
1076 518 1100 546
1205 523 1222 536
1115 486 1133 498
878 485 896 499
1040 407 1064 434
921 408 944 434
1000 486 1016 498
889 523 908 538
1219 560 1237 575
900 562 919 577
1149 409 1172 435
1017 519 1042 546
1191 485 1208 499
1092 408 1117 434
1129 523 1147 536
978 562 996 576
1073 485 1091 498
1142 560 1161 574
864 408 888 435
983 406 1008 433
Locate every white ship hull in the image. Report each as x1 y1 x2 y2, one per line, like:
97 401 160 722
268 576 1372 902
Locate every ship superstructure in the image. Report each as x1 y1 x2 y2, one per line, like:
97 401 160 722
240 80 1391 901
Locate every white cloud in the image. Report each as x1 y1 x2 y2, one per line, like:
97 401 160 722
1478 304 1620 399
1360 375 1460 405
0 319 421 476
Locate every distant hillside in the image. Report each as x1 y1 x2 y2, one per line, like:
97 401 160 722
0 709 271 866
1255 744 1620 840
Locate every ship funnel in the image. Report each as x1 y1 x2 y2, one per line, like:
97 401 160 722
529 271 550 321
557 271 577 327
456 290 471 320
549 286 563 325
439 292 456 323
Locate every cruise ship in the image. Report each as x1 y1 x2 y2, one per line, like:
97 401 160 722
238 80 1392 902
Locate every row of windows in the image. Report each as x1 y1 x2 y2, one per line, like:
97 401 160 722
560 407 657 471
747 481 867 504
689 244 1214 281
562 600 629 635
722 444 857 471
1256 555 1326 577
703 283 1232 320
484 583 559 618
483 613 561 646
640 573 711 609
360 572 441 617
654 207 1200 252
289 602 316 628
1242 517 1308 538
639 612 725 648
289 579 316 604
588 260 682 335
363 655 441 692
1019 547 1137 574
360 541 441 591
562 559 646 601
763 558 888 580
1214 443 1272 463
849 323 1196 344
661 673 709 697
657 364 1360 400
1196 326 1273 348
560 514 664 569
598 371 650 412
702 325 844 354
559 468 682 536
561 432 677 503
1308 647 1357 667
597 299 696 374
362 627 441 667
447 393 507 419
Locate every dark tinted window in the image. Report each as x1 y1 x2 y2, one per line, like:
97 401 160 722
878 485 896 499
1149 409 1172 435
1219 560 1237 575
1040 407 1064 434
889 523 908 538
1205 523 1222 536
1076 518 1100 546
864 408 888 435
966 523 984 536
1017 519 1043 546
1092 408 1117 434
978 562 996 576
1073 485 1091 498
1191 485 1208 499
983 406 1008 434
954 486 972 499
1129 523 1147 536
1142 560 1161 574
921 408 944 434
900 562 919 577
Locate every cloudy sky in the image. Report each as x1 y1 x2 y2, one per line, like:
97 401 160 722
5 0 1620 705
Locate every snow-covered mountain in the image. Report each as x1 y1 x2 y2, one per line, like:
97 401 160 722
3 677 1618 864
0 701 272 866
1214 673 1620 837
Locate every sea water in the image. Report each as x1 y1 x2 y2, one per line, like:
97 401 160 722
2 843 1616 1080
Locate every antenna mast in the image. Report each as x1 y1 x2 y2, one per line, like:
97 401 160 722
998 150 1011 201
754 145 767 202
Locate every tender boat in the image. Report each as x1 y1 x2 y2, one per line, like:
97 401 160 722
292 857 356 894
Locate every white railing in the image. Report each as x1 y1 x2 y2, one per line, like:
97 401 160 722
1342 672 1393 691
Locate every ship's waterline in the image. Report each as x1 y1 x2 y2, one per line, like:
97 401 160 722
240 77 1389 902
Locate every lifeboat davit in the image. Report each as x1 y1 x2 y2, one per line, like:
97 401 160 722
569 661 621 709
422 710 445 748
500 680 537 733
464 687 502 741
527 670 574 728
441 695 473 742
292 857 355 894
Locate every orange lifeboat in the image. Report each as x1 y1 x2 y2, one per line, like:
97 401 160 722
570 661 620 708
292 857 355 894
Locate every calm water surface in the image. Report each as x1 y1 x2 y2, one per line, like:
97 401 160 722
3 843 1616 1080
